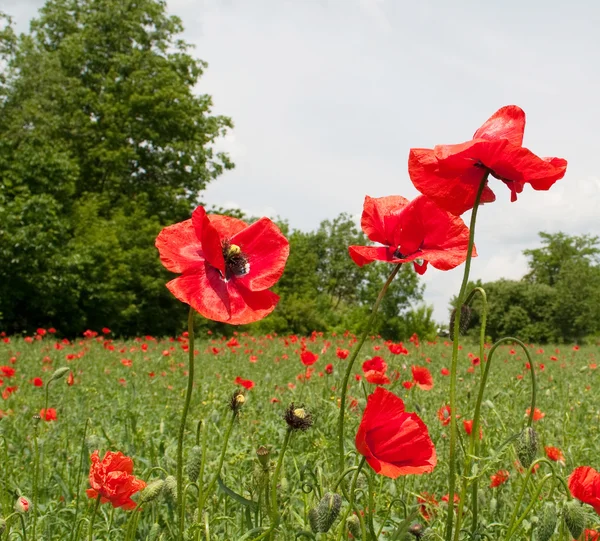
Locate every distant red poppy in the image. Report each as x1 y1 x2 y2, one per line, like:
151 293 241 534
300 350 319 366
86 450 146 510
31 377 43 387
440 367 450 376
408 105 567 216
364 370 391 385
526 407 545 421
355 386 436 478
234 377 254 390
568 466 600 514
417 492 438 521
40 408 57 421
336 348 349 360
463 420 483 439
437 405 452 426
489 470 509 488
2 386 17 400
402 381 414 389
388 343 408 355
362 357 387 374
441 493 460 506
545 446 565 464
411 366 433 390
348 195 473 275
67 372 74 386
156 206 289 324
0 366 15 378
325 363 334 375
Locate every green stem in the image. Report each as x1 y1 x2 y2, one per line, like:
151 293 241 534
88 494 101 541
177 307 195 540
445 173 488 541
335 457 367 541
70 419 90 541
32 422 40 541
198 410 237 513
337 263 402 475
504 473 553 540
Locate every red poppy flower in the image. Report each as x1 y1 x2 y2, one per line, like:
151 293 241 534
388 342 408 355
67 372 74 386
489 470 509 488
234 376 255 390
411 366 433 390
362 356 387 374
582 529 600 541
40 408 57 421
437 405 452 426
325 363 334 375
568 466 600 514
31 377 43 387
545 446 565 464
364 370 391 385
408 105 567 216
156 206 289 324
300 350 319 366
2 386 18 400
0 366 15 378
417 492 438 521
402 381 414 389
355 386 436 478
526 407 545 421
440 367 450 376
86 450 146 510
336 348 349 360
348 195 473 275
463 420 483 439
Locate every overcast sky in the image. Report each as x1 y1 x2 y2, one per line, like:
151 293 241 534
8 0 600 323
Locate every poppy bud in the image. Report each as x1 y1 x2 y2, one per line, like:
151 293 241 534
316 492 342 532
229 390 245 414
164 475 177 502
49 367 70 383
563 500 585 540
449 304 472 336
516 427 538 469
15 496 30 513
308 508 319 533
256 446 270 471
537 502 557 541
347 515 361 538
284 403 313 431
148 523 160 541
139 480 165 504
186 446 202 482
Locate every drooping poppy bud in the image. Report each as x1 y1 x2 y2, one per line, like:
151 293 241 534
564 500 585 540
347 515 361 538
187 446 202 482
316 493 342 533
537 502 557 541
516 427 538 469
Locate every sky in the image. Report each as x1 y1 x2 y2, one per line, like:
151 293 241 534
8 0 600 323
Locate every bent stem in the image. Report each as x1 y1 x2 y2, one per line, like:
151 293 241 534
177 307 196 540
445 173 488 541
337 263 402 475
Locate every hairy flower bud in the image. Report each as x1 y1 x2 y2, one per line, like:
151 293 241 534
308 508 319 533
516 426 538 469
186 446 202 483
347 515 361 538
164 475 177 502
316 493 342 532
537 502 557 541
449 304 472 336
564 500 585 540
15 496 30 513
139 480 165 504
49 367 70 383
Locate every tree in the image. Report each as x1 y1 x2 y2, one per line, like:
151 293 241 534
0 0 233 335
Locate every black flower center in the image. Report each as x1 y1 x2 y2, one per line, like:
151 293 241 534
221 240 250 279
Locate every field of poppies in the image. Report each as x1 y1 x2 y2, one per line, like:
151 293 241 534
0 329 598 540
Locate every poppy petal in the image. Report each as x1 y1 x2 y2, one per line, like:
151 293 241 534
361 195 410 245
230 217 290 291
155 219 204 273
192 207 226 276
208 214 248 238
349 246 402 266
473 105 526 147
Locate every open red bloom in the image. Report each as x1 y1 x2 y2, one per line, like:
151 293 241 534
156 207 289 324
31 377 43 387
526 407 545 421
349 195 473 275
409 105 567 216
234 376 255 390
490 470 509 488
388 342 408 355
0 366 15 378
463 420 483 439
300 350 319 366
411 366 433 390
86 450 146 510
336 348 349 360
355 386 436 478
437 405 452 426
40 408 57 421
364 370 391 385
568 466 600 514
545 446 565 464
582 530 600 541
325 363 334 375
362 356 387 374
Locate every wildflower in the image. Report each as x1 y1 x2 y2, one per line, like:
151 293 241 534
437 405 452 426
336 348 349 360
355 386 436 478
284 404 313 431
489 470 509 488
31 377 43 387
364 371 390 385
417 492 438 521
155 206 289 324
348 195 473 275
86 450 146 509
526 407 545 421
411 366 433 390
408 105 567 215
325 363 334 375
545 446 565 465
568 466 600 514
388 343 408 355
463 420 483 439
15 496 30 513
362 357 387 373
234 376 255 390
300 350 319 366
40 408 57 421
0 366 15 378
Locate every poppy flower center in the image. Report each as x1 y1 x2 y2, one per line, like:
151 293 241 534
221 241 250 279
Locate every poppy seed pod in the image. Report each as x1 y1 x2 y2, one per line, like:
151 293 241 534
316 493 342 533
186 446 202 482
563 500 585 540
256 446 270 471
537 502 557 541
346 515 361 538
516 426 538 469
230 390 246 414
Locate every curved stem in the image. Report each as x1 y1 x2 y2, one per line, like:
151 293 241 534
337 263 402 475
335 457 367 541
88 494 101 541
177 307 196 540
445 174 488 541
